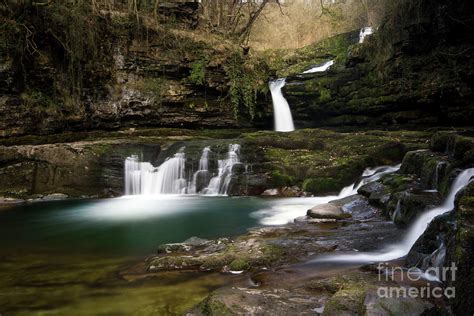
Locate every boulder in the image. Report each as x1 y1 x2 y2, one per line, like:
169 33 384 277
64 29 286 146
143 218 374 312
307 203 352 220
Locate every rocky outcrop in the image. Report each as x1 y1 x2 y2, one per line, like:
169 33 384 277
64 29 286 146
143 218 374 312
0 5 248 138
281 0 474 128
0 128 431 200
0 139 161 199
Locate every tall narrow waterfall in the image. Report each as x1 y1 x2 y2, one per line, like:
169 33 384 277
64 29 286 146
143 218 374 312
125 145 242 196
269 78 295 132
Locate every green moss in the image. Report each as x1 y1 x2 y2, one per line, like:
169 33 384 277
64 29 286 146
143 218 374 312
21 90 62 118
261 244 285 263
303 177 340 194
228 258 250 271
224 53 270 120
198 295 234 316
189 58 207 86
270 170 294 187
319 87 332 102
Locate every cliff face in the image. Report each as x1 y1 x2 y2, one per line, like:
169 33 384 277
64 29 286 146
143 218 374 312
1 0 473 137
283 0 474 128
1 4 261 138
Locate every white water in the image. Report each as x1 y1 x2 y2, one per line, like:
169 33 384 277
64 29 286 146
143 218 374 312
125 145 241 196
359 26 373 43
269 78 295 132
312 168 474 263
252 165 400 225
302 60 334 74
203 144 241 195
187 146 211 194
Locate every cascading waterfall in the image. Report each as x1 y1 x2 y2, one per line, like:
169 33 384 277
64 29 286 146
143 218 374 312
129 148 187 195
203 144 241 195
187 147 211 194
302 60 334 74
359 26 373 43
125 145 242 196
312 168 474 264
269 78 295 132
252 164 401 225
198 146 210 171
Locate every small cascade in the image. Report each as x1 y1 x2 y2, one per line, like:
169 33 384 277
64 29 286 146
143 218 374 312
359 26 373 43
302 60 334 74
187 147 211 194
203 144 241 195
313 168 474 263
269 78 295 132
142 148 187 195
391 199 402 222
421 240 446 272
125 145 242 196
199 146 210 171
345 164 402 195
124 155 151 195
253 164 401 226
431 161 447 191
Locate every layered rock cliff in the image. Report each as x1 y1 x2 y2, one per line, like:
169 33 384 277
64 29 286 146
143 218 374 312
282 0 474 128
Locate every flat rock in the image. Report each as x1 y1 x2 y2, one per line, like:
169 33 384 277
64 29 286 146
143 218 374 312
294 216 336 223
307 203 351 220
42 193 68 201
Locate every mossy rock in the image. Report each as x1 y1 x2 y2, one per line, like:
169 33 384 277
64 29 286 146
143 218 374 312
303 177 341 194
228 258 250 271
270 170 295 187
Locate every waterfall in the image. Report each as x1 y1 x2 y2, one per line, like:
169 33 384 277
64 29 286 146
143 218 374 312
359 27 373 43
125 145 241 196
269 78 295 132
252 164 401 226
302 60 334 74
198 146 210 171
312 168 474 263
187 147 211 194
203 144 241 195
139 148 187 195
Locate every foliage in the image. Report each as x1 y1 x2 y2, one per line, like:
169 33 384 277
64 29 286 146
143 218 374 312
224 52 270 120
319 87 332 102
188 58 207 86
20 90 62 119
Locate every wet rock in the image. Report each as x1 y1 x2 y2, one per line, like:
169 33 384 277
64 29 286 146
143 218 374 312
294 216 336 224
358 181 386 198
261 188 279 196
0 141 160 199
42 193 69 201
447 181 474 314
393 192 441 227
363 291 435 315
150 236 285 273
157 237 216 254
307 203 352 220
0 197 25 205
280 186 310 197
406 212 454 269
341 197 378 220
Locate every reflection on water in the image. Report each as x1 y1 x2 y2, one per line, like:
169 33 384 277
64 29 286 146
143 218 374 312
0 196 259 315
0 252 230 315
0 196 265 255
